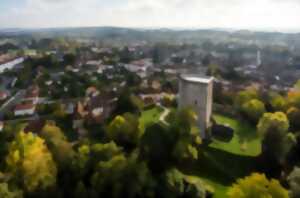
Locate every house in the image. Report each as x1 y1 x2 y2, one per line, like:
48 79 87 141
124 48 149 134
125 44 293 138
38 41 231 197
124 59 153 78
86 86 99 97
0 91 8 101
0 57 24 73
23 86 39 104
64 103 75 115
14 103 36 116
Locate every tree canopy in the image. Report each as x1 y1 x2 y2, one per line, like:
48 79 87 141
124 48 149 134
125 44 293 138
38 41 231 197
6 132 57 192
228 173 289 198
241 99 266 123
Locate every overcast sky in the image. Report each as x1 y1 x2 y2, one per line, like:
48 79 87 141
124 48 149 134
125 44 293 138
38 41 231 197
0 0 300 31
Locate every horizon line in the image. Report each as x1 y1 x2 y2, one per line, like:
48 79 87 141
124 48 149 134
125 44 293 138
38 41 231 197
1 25 300 34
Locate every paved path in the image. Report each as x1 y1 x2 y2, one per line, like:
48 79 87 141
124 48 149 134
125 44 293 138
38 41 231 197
159 106 170 125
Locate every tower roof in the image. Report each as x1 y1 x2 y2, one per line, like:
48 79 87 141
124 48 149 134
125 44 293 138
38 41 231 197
180 74 214 84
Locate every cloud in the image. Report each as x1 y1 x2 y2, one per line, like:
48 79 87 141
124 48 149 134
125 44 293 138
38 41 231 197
0 0 300 31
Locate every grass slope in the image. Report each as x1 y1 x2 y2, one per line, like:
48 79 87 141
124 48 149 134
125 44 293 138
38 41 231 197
139 106 163 132
210 114 262 157
182 114 261 198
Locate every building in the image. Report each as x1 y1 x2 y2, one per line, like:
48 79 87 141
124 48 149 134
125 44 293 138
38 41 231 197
0 91 8 101
0 57 24 73
14 104 36 116
179 74 214 139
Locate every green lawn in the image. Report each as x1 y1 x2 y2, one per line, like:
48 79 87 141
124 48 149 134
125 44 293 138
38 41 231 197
210 114 262 157
182 114 261 198
140 111 260 198
182 146 257 198
139 106 164 132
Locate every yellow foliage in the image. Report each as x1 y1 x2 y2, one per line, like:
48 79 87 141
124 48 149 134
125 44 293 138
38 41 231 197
228 173 289 198
6 131 57 192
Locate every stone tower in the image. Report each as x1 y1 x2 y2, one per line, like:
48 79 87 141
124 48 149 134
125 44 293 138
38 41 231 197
179 74 214 139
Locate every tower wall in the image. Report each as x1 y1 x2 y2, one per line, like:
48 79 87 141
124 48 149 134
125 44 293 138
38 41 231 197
179 76 213 138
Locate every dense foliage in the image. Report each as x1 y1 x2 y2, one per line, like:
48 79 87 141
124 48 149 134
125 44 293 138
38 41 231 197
228 173 289 198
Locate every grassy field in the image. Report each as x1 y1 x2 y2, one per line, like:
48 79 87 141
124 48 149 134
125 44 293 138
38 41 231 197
139 106 164 132
140 111 261 198
210 114 262 157
183 114 261 198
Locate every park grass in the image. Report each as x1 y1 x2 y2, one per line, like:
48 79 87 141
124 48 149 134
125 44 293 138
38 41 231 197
181 146 258 198
140 111 260 198
139 106 164 132
210 114 262 157
181 114 261 198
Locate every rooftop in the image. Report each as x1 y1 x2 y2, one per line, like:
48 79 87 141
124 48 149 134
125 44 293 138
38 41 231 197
15 104 36 111
180 74 214 84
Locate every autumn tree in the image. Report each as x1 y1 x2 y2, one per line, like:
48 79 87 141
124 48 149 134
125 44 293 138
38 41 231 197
106 113 142 149
288 166 300 198
287 107 300 131
0 182 22 198
288 91 300 108
72 142 123 179
270 93 287 112
169 108 202 162
159 168 210 198
91 153 156 198
228 173 289 198
40 123 75 169
6 132 57 192
257 112 296 163
235 88 259 109
294 79 300 91
241 99 266 123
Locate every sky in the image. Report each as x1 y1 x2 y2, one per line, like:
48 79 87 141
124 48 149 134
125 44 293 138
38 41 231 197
0 0 300 32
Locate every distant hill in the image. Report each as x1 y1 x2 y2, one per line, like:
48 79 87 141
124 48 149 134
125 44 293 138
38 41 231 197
1 26 300 46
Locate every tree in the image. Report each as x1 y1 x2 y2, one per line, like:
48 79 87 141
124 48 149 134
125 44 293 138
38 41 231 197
241 99 266 123
288 91 300 108
140 124 174 173
294 79 300 91
228 173 289 198
90 141 123 164
106 113 142 149
91 153 156 198
287 107 300 131
70 144 90 181
169 108 202 162
257 112 289 137
206 64 220 77
6 132 57 192
40 124 75 170
235 88 259 109
114 92 144 115
257 112 296 163
120 47 133 63
159 168 210 198
270 93 287 112
0 182 22 198
140 108 202 173
288 166 300 198
63 53 76 66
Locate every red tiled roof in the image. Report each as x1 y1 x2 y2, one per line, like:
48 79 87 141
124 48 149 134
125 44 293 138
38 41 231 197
25 92 39 98
0 92 7 99
15 104 35 111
